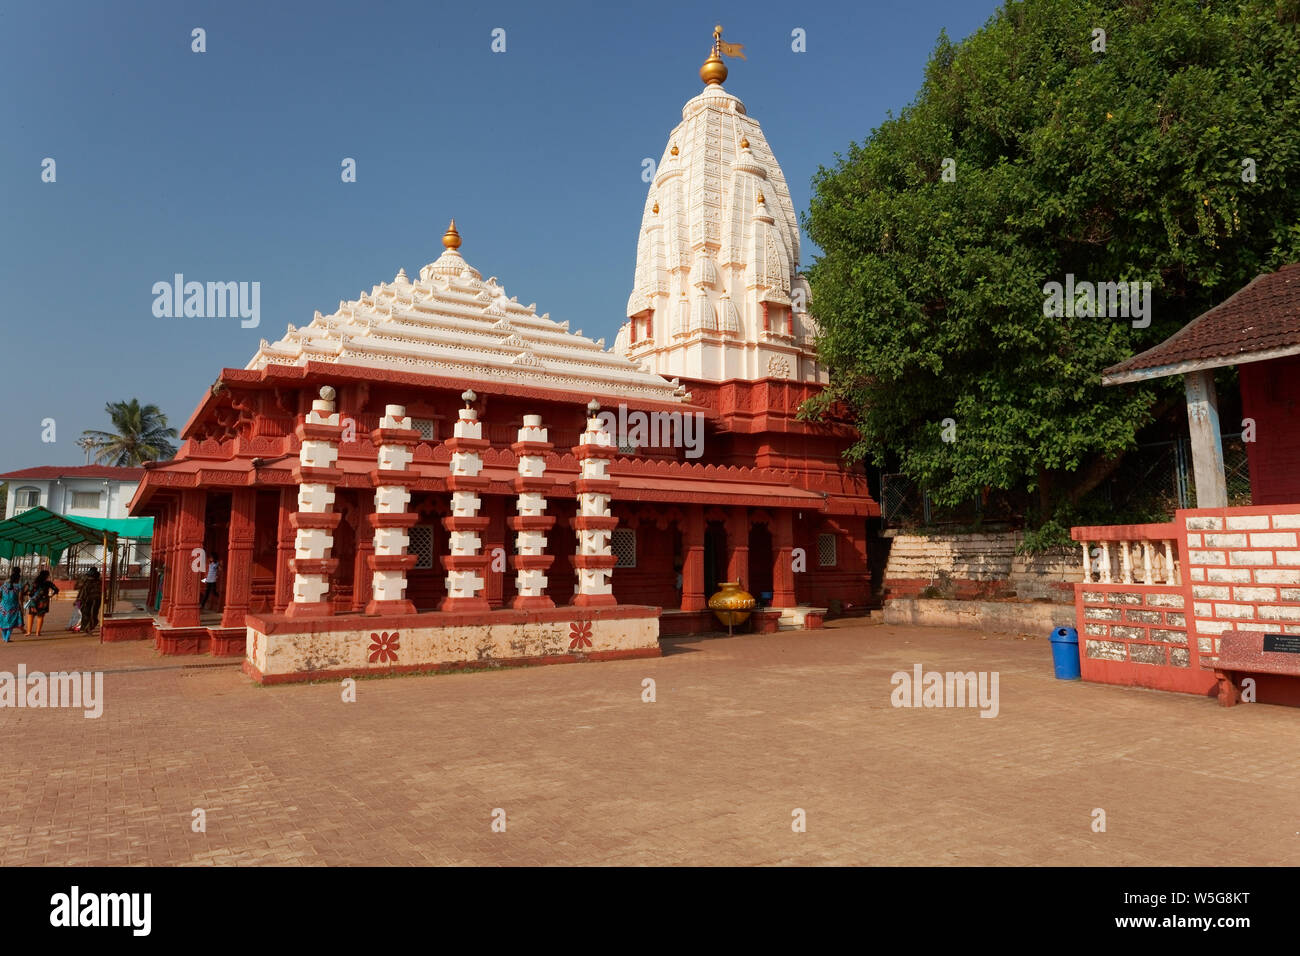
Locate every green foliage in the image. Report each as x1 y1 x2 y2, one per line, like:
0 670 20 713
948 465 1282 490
82 399 179 466
805 0 1300 523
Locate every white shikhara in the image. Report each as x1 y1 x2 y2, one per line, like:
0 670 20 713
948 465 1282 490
618 80 824 384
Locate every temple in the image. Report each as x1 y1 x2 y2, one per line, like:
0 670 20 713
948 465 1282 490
122 31 878 682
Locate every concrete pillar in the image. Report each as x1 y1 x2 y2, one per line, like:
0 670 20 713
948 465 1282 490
1184 369 1228 508
367 404 420 615
484 496 507 610
726 507 749 590
221 488 257 627
772 509 796 607
681 504 706 611
351 492 374 613
441 390 490 612
158 501 177 619
571 400 618 607
509 414 556 609
170 489 206 628
286 386 343 618
273 486 295 613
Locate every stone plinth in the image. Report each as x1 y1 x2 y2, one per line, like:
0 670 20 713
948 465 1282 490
243 605 661 684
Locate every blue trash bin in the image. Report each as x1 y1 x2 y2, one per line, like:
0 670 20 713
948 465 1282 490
1049 626 1081 680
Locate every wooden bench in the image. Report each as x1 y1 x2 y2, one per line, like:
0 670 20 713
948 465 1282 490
1214 629 1300 707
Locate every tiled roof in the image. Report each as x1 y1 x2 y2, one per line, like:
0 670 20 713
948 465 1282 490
1103 263 1300 383
0 465 146 481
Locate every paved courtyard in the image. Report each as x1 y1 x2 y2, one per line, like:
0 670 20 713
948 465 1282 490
1 617 1297 866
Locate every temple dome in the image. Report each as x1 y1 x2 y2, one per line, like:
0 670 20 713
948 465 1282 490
617 64 824 384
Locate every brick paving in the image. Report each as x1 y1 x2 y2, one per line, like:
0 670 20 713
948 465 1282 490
1 616 1297 866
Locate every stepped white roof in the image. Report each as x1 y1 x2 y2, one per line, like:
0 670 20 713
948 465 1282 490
247 225 689 404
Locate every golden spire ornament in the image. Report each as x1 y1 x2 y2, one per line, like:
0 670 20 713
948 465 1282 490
700 24 745 86
442 219 462 250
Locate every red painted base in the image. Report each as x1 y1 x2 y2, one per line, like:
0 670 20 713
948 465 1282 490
365 599 416 616
284 601 335 619
570 594 617 607
510 595 555 610
439 597 490 612
100 617 154 642
242 645 662 685
153 623 247 657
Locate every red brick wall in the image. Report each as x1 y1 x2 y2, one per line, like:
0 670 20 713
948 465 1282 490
1182 505 1300 668
1075 583 1212 694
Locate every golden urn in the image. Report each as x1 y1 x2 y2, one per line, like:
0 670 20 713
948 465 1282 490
708 581 756 628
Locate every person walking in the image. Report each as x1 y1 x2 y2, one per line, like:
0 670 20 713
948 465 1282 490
1 568 25 643
24 569 60 637
199 555 221 612
77 567 102 637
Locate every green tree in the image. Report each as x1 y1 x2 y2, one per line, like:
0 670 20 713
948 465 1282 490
804 0 1300 524
81 399 179 466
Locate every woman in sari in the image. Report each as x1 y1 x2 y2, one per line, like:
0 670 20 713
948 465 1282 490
1 568 24 642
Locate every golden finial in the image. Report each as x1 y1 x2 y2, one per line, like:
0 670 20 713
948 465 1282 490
652 201 659 214
701 24 744 86
740 136 749 149
757 191 765 205
670 144 678 156
442 219 462 250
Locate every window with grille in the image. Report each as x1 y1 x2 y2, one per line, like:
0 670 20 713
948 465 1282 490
408 526 434 569
71 491 102 510
15 487 39 511
411 418 435 440
617 439 639 455
817 533 837 567
612 528 636 568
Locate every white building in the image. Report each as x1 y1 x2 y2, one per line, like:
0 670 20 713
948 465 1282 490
0 465 150 573
1 465 144 520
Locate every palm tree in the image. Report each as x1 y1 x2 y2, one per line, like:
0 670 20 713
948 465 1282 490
81 400 179 466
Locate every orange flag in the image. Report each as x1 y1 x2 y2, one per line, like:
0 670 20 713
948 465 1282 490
719 39 746 60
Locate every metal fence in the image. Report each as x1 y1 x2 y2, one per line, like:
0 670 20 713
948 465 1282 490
881 432 1253 528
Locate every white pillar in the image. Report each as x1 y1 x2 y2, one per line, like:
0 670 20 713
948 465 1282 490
1185 369 1228 508
571 399 618 607
287 386 342 618
509 414 556 609
367 404 420 615
441 390 490 611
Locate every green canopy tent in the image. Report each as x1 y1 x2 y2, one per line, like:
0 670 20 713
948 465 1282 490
0 508 154 628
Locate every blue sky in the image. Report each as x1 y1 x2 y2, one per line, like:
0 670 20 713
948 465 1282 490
0 0 1003 473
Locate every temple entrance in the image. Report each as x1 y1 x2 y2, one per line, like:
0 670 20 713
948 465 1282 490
748 523 774 606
